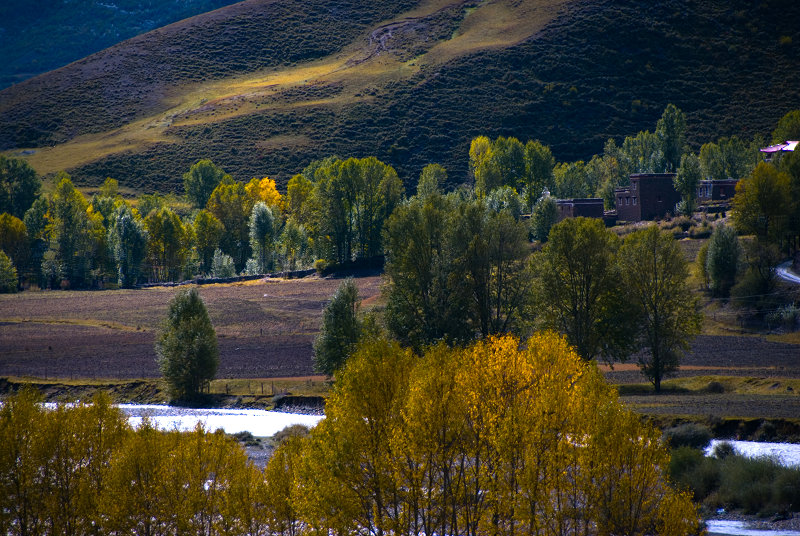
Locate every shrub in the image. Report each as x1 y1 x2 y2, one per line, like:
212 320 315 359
663 423 712 449
775 469 800 511
712 441 736 459
717 456 782 515
668 446 719 501
689 222 712 239
272 424 310 444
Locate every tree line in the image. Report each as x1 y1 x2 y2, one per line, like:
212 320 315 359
2 106 799 293
1 334 703 536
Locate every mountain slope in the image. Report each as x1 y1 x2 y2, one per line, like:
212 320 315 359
0 0 242 89
1 0 799 192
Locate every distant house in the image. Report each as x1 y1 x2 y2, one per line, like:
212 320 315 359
697 179 738 202
760 140 798 161
555 198 604 221
615 173 680 222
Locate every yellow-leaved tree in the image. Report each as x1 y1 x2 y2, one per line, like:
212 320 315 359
288 333 702 536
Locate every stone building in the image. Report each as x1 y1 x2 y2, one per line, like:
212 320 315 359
615 173 681 222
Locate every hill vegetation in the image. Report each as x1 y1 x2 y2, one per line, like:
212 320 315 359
1 0 799 192
0 0 242 89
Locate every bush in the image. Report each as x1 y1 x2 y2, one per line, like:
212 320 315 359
718 456 782 515
689 222 712 239
766 305 800 331
669 446 719 501
775 469 800 511
663 423 713 449
712 441 736 459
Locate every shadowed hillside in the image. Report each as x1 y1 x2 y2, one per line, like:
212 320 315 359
1 0 799 192
0 0 243 90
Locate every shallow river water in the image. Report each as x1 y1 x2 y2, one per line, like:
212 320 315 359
117 403 324 437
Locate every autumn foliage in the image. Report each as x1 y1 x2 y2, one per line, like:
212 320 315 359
1 334 702 535
293 333 702 536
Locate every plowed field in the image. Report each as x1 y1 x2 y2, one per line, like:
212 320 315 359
0 275 382 379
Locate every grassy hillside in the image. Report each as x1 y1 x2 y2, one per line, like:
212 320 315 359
0 0 243 90
1 0 799 193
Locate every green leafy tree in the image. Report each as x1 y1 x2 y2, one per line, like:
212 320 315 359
156 288 218 401
656 103 687 172
706 225 740 298
193 209 224 274
23 197 49 285
452 202 532 337
107 204 148 288
0 155 41 219
530 195 558 242
699 136 758 181
552 160 590 198
144 206 189 282
485 185 523 219
279 220 309 271
206 178 255 271
620 226 702 392
620 130 664 174
313 278 361 376
0 250 17 293
45 173 92 288
0 212 28 277
384 194 472 350
772 109 800 143
522 140 556 210
183 159 229 208
416 163 447 200
732 162 791 245
313 156 403 265
211 248 236 278
285 173 315 228
533 217 636 362
137 193 166 218
674 153 702 216
249 201 276 273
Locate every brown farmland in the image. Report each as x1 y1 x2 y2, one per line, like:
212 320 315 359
0 276 381 380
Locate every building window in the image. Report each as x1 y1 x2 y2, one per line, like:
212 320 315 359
632 197 637 205
632 182 637 191
657 195 662 203
720 187 726 197
626 197 630 205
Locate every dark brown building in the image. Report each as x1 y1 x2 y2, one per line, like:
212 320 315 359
615 173 680 222
555 198 604 221
697 179 738 202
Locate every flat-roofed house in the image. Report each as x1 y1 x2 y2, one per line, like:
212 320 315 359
615 173 680 222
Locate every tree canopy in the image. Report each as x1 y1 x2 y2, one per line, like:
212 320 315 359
620 226 702 392
156 288 219 401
